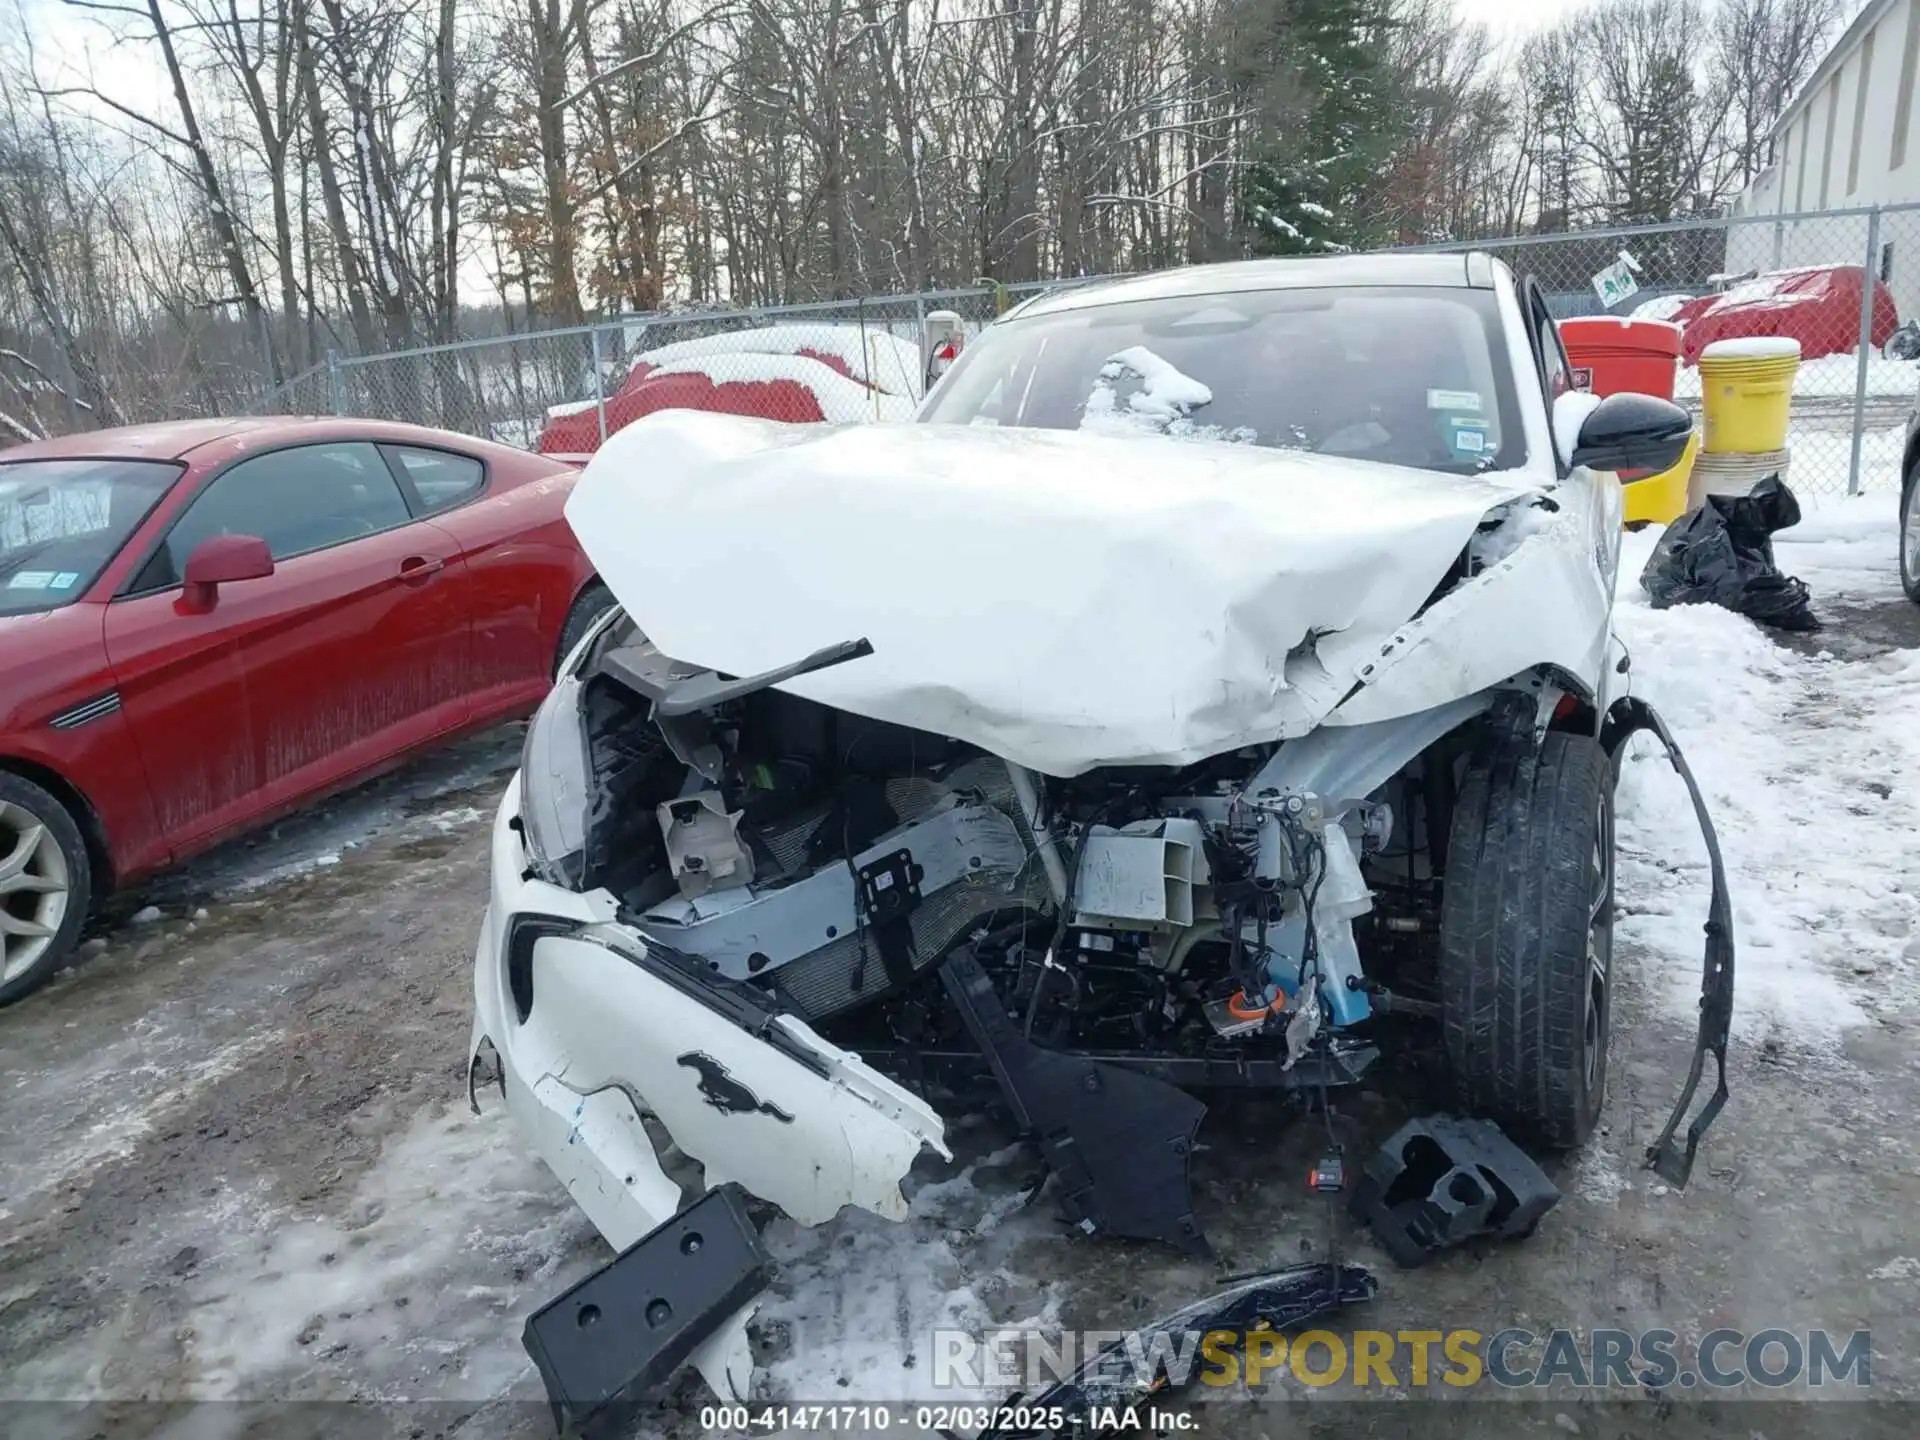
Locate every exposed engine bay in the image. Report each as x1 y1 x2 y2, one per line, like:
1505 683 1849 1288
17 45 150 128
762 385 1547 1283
567 619 1436 1074
517 609 1732 1270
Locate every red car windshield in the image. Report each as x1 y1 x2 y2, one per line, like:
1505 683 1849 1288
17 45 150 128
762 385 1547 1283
0 459 181 616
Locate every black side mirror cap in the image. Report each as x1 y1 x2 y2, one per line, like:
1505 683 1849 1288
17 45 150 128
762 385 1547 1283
1569 391 1693 474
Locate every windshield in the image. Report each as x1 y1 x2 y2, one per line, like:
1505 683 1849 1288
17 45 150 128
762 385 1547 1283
0 459 182 616
920 285 1526 473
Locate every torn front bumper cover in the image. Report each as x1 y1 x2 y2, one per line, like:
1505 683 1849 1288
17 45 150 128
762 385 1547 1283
470 778 950 1407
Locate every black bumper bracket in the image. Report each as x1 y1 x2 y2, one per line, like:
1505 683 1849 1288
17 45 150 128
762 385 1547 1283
523 1182 772 1436
940 945 1211 1257
1350 1115 1559 1268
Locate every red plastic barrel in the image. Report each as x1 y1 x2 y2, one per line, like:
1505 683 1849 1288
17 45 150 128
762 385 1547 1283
1558 316 1684 400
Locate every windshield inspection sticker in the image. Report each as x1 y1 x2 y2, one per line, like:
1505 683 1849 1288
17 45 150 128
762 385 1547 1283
7 571 55 590
49 572 80 590
1427 389 1482 412
1445 417 1490 457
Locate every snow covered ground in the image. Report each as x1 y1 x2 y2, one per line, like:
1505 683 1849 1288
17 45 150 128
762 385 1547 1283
1781 417 1907 496
1613 487 1919 1048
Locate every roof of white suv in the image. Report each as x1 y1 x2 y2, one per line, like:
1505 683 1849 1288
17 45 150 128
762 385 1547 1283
1010 251 1496 321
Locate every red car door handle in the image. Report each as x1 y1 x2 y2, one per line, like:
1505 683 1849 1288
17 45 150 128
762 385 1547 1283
398 555 445 583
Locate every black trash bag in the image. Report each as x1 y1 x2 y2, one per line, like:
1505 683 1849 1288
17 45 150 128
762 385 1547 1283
1640 474 1819 631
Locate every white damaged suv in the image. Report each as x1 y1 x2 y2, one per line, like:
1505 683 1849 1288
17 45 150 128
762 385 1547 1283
470 253 1728 1414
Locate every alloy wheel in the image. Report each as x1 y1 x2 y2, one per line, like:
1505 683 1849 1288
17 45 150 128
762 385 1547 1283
0 798 71 984
1905 481 1920 586
1584 785 1615 1097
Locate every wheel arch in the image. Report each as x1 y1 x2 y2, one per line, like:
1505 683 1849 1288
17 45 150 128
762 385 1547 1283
1539 662 1602 738
0 755 113 900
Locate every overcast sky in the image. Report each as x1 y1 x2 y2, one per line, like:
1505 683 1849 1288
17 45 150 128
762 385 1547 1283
1453 0 1586 39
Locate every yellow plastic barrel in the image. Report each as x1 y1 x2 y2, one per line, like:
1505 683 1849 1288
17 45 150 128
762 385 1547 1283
1697 337 1799 454
1622 428 1698 527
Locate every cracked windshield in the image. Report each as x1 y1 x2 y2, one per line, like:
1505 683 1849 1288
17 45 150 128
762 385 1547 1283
922 284 1525 473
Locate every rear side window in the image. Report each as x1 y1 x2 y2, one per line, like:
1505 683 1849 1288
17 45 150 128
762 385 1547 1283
132 442 411 592
384 445 485 515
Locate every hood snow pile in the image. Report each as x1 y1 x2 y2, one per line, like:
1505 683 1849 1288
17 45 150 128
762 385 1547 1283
569 409 1540 776
1612 489 1920 1046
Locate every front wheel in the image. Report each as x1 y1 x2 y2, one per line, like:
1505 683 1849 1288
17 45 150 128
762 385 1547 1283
1900 460 1920 605
1439 732 1614 1149
0 773 93 1007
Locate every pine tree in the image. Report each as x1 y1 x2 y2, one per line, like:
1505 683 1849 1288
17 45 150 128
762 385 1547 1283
1239 0 1398 256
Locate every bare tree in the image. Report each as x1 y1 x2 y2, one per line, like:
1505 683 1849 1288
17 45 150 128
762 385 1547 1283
4 0 1856 444
1714 0 1844 185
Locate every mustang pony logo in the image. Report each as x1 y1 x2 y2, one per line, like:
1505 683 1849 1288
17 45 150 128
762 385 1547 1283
675 1051 795 1123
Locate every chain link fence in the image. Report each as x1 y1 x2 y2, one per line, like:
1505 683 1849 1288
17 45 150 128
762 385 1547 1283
257 207 1920 498
249 283 1055 458
1411 202 1920 498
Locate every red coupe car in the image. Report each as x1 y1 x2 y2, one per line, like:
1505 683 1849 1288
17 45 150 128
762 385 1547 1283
0 417 612 1004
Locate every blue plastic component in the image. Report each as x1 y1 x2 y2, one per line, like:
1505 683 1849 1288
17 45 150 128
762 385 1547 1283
1257 910 1372 1027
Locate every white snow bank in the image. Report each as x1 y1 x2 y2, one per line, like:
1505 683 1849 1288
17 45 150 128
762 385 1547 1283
629 323 925 398
1613 508 1920 1045
1631 294 1695 322
1770 419 1908 497
641 354 916 424
1776 487 1908 603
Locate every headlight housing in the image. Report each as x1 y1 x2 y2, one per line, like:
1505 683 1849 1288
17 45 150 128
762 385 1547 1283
520 592 621 896
518 675 591 888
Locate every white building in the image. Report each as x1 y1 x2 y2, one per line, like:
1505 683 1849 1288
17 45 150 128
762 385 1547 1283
1727 0 1920 316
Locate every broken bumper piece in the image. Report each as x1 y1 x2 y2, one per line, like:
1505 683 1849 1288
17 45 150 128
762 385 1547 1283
525 1183 773 1436
978 1262 1378 1438
1350 1116 1559 1268
1601 697 1735 1187
474 778 950 1409
940 944 1210 1256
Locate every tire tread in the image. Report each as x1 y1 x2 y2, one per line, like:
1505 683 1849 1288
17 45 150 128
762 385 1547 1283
1439 731 1608 1149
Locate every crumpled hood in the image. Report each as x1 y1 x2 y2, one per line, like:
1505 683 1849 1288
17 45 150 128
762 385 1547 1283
567 411 1544 777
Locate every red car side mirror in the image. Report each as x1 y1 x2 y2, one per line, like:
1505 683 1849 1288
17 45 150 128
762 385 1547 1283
179 534 274 612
